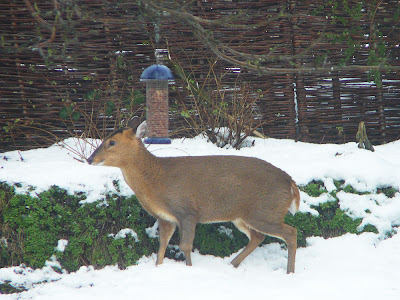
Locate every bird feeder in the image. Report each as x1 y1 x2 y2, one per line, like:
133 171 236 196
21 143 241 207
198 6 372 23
140 63 174 144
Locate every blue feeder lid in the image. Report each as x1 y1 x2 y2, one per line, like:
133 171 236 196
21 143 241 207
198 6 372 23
144 137 171 144
140 64 174 81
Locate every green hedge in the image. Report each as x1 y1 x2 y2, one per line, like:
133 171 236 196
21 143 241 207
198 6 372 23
0 183 158 271
0 180 387 273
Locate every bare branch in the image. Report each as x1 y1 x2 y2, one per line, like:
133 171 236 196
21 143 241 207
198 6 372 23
140 0 399 75
23 0 49 26
141 0 294 29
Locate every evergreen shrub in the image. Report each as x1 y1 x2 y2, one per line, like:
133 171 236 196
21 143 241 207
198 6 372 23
0 180 386 272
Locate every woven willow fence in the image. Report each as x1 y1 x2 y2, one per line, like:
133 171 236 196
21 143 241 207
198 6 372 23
1 0 399 152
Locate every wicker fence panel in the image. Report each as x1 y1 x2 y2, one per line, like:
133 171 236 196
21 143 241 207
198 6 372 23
288 0 400 144
160 0 298 139
1 0 399 152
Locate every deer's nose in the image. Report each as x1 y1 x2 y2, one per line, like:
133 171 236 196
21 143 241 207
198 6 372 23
86 156 93 165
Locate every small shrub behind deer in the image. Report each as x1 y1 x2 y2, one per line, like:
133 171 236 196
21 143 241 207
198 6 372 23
171 59 266 149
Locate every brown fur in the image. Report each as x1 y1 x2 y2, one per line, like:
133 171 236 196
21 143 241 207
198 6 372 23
87 122 300 273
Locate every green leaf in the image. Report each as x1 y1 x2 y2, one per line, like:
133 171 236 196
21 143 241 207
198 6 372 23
133 90 145 105
59 107 70 120
72 111 80 122
105 101 116 116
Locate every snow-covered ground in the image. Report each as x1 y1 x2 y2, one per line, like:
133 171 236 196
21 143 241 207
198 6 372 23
1 135 400 299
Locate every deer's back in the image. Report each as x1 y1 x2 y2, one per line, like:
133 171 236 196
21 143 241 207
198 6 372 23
158 155 294 223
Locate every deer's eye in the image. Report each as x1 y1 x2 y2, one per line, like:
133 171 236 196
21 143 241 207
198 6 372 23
108 140 116 147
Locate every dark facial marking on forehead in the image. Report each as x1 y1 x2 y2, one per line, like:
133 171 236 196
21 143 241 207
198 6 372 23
105 128 125 140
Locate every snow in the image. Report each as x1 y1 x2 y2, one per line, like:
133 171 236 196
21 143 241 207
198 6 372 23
145 220 159 239
1 135 400 299
55 240 69 252
108 229 139 242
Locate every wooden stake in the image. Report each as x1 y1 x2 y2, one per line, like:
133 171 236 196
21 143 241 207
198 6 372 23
356 121 375 152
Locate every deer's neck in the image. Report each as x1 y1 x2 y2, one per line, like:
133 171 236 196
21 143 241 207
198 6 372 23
120 144 164 202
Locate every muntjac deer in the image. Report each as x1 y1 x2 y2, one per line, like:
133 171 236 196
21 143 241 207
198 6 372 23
87 118 300 273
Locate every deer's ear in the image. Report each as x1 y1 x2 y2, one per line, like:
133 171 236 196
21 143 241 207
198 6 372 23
136 121 147 138
127 116 141 130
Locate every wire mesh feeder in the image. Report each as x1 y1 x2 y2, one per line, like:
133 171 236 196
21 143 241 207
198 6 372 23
140 64 175 144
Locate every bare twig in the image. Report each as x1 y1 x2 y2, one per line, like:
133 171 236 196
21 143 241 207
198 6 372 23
23 0 49 26
172 58 266 149
140 0 400 75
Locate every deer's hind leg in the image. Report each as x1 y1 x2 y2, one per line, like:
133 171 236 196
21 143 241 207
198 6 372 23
230 219 265 268
246 219 297 274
